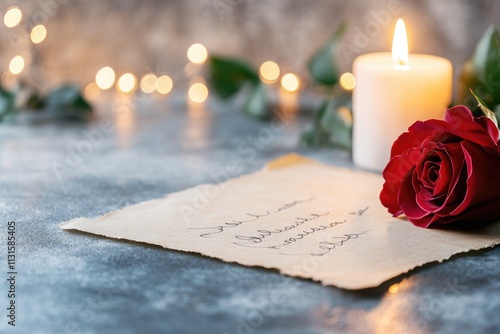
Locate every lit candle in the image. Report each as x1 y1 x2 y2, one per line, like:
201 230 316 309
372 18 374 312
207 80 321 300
352 19 452 172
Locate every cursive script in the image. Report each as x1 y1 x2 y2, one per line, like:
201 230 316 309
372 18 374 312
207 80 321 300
190 211 270 238
233 212 331 247
349 206 369 216
281 231 369 256
274 197 316 213
190 197 316 238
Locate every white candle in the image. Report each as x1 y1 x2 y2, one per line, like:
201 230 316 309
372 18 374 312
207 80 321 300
352 19 452 172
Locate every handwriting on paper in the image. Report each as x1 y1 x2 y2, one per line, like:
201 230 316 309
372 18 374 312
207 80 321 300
60 154 500 289
190 197 370 256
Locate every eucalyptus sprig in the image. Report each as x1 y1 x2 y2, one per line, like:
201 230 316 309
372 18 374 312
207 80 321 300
301 91 352 149
0 85 15 122
0 82 92 122
302 21 353 150
308 21 347 87
207 55 271 120
458 25 500 122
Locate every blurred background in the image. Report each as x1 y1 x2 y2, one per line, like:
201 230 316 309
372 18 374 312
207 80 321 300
0 0 499 94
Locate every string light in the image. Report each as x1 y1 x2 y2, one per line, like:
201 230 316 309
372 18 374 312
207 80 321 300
1 71 17 88
4 7 22 28
84 82 100 100
31 25 47 44
188 82 208 103
281 73 300 92
9 56 24 75
95 67 115 90
259 61 280 84
140 73 157 93
339 72 356 91
388 283 399 294
156 75 173 95
187 43 208 64
117 73 136 93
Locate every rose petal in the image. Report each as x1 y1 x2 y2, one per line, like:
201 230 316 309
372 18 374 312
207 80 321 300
430 196 500 225
446 105 499 145
398 170 430 220
390 121 437 157
433 148 467 216
380 148 421 216
450 141 500 216
426 106 498 148
405 215 433 228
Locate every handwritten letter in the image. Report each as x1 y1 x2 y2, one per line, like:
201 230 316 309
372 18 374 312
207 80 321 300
60 154 500 289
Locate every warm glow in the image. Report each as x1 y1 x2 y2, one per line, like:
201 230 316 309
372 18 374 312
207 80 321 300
339 72 356 91
259 61 280 84
9 56 24 75
187 43 208 64
140 73 157 93
188 82 208 103
2 71 16 88
4 7 22 28
84 82 101 100
392 19 409 66
281 73 300 92
388 283 399 294
337 106 353 124
95 67 115 90
117 73 137 93
30 25 47 44
156 75 173 95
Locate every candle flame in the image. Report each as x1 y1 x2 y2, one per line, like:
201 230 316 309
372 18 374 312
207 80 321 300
392 19 408 66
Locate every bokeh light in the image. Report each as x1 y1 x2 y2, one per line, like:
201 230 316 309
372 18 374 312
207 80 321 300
388 283 399 294
4 7 22 28
2 71 17 88
337 106 353 125
9 56 24 75
117 73 137 93
30 25 47 44
281 73 300 92
140 73 157 93
339 72 356 91
188 82 208 103
187 43 208 64
95 67 115 90
156 75 173 95
259 61 280 84
84 82 101 100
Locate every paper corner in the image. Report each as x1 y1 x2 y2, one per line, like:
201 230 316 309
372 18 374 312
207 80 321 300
265 153 314 170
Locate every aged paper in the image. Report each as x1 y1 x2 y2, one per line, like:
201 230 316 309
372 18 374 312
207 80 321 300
60 154 500 289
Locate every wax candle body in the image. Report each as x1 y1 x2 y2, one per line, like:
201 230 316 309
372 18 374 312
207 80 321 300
352 52 452 172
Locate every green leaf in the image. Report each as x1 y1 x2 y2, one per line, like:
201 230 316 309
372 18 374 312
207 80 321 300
458 25 500 121
244 82 270 120
0 85 15 121
301 97 352 149
14 81 45 110
470 88 498 128
207 55 260 99
25 92 45 109
307 21 347 87
45 84 92 119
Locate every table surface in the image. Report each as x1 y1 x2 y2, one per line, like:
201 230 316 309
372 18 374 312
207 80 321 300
1 94 499 334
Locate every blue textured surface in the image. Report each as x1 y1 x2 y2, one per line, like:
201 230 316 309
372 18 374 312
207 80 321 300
1 95 499 334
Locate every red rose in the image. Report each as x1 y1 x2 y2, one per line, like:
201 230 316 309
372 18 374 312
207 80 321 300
380 105 500 228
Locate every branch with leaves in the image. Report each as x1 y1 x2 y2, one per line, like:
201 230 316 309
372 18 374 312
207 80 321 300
206 21 354 149
458 25 500 122
0 82 92 122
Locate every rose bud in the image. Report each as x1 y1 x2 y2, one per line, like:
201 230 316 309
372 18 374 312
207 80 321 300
380 105 500 227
